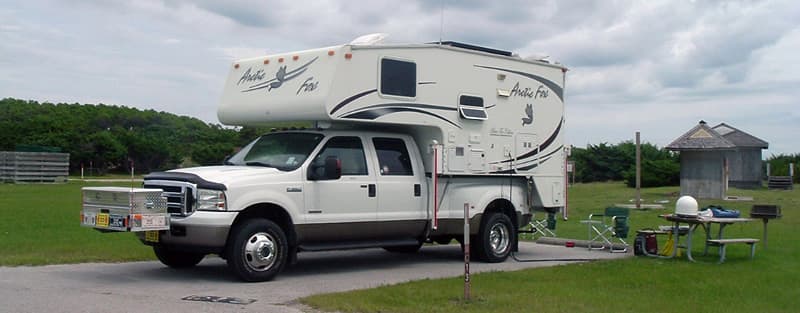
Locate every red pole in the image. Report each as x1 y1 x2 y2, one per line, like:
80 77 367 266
433 145 439 230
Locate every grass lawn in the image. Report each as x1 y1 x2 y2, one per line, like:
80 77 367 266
0 181 155 265
1 180 798 312
302 182 800 313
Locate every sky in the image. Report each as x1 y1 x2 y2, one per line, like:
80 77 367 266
1 0 798 156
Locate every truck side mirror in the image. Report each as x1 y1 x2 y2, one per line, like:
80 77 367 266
324 156 342 180
308 156 341 180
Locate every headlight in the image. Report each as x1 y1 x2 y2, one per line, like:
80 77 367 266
196 189 226 211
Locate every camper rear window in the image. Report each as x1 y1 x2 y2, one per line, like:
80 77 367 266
380 58 416 98
459 95 487 120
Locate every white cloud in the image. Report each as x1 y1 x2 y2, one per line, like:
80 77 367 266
0 0 798 155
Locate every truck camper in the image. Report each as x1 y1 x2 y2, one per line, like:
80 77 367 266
81 35 568 281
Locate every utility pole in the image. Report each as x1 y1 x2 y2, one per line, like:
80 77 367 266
635 132 641 210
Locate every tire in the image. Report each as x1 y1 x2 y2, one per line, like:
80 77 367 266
383 242 423 253
153 246 205 268
475 213 514 262
227 219 288 282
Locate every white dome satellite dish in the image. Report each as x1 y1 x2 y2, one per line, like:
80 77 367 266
675 196 699 217
350 33 389 45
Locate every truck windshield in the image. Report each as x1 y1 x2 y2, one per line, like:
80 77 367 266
226 132 324 171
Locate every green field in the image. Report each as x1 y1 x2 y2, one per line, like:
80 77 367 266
0 181 155 265
302 182 800 313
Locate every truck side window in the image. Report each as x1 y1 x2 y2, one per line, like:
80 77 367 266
380 58 416 97
373 138 413 176
313 137 368 176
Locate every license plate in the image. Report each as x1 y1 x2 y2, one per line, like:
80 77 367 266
145 230 159 243
109 214 126 228
96 213 109 228
142 215 166 228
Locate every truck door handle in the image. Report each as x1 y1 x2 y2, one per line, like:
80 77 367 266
414 184 421 197
368 184 376 197
360 185 368 188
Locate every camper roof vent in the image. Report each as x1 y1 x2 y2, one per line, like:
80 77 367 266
434 41 512 57
350 33 388 45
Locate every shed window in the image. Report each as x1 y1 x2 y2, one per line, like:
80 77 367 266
380 58 416 97
459 95 487 120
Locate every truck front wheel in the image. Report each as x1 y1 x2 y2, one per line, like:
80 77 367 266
475 213 514 262
153 246 205 268
227 219 288 282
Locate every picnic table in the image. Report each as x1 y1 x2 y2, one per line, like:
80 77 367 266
660 214 758 263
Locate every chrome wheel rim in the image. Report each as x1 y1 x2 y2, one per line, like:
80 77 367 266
244 232 277 272
489 223 510 255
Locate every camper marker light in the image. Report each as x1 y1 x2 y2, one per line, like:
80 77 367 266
345 53 352 59
278 57 284 63
264 59 269 64
293 55 299 61
234 63 240 69
328 50 335 56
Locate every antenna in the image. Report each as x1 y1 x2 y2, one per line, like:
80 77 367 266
439 0 445 44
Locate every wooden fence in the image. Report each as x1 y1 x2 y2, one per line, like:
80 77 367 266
0 152 70 183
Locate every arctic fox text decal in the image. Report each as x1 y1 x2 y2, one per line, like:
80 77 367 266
240 57 319 93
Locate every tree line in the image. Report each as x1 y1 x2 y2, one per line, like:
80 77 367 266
2 98 791 186
570 142 680 187
0 98 273 174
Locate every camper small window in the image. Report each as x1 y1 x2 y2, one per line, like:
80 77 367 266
380 58 416 98
459 95 487 120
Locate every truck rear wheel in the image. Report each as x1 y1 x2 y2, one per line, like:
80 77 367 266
475 213 513 262
227 219 288 282
153 246 205 268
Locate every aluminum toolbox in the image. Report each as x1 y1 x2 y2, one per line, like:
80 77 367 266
81 187 170 232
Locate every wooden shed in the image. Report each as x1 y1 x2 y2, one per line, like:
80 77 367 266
667 121 768 199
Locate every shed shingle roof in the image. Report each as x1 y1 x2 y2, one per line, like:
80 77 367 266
712 123 769 149
667 121 736 151
667 121 768 151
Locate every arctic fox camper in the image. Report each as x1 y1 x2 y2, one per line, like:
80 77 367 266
82 35 568 282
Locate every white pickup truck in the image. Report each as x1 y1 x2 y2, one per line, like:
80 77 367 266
131 37 566 282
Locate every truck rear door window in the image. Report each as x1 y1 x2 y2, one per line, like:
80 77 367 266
458 95 487 120
313 137 368 176
373 138 413 176
380 58 416 98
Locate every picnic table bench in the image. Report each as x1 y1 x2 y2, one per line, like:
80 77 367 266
706 238 759 263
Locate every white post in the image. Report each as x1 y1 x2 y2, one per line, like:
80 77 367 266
463 202 470 301
790 163 795 177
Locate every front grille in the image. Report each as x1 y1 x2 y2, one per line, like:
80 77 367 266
144 181 196 216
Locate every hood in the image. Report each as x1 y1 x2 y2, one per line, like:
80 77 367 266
145 166 284 190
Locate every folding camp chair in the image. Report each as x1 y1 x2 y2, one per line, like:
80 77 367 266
582 207 630 253
523 212 557 239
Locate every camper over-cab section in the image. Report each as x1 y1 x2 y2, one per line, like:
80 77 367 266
219 41 567 188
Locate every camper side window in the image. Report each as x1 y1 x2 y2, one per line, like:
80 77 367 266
458 95 487 120
380 58 416 98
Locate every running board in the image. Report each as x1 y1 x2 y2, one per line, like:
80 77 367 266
298 239 420 252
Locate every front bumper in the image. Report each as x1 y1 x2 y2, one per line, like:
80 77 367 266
138 211 238 252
